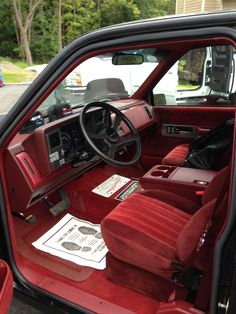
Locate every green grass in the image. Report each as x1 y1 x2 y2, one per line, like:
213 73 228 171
0 57 37 83
177 84 199 90
2 72 30 83
12 60 28 69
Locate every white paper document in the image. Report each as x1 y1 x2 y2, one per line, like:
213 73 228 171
32 214 108 269
92 174 130 197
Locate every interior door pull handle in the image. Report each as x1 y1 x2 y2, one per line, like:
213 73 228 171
179 130 192 134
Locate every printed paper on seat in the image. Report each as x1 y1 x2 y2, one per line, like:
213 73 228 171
92 174 130 198
32 214 108 270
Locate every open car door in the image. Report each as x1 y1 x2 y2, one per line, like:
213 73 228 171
0 259 13 313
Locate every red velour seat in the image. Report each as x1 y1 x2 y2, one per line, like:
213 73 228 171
101 166 228 278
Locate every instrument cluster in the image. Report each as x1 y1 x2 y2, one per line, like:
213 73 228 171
46 120 94 170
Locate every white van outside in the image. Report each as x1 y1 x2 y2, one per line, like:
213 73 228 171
63 51 178 105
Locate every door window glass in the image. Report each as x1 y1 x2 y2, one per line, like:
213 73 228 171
154 45 235 107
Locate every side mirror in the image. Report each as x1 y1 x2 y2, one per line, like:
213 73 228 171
209 46 234 95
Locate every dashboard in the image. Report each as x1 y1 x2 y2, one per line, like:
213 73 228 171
5 101 156 212
46 109 112 170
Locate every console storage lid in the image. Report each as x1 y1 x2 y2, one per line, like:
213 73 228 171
140 165 217 194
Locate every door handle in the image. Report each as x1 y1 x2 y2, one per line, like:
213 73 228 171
179 130 192 135
162 124 196 138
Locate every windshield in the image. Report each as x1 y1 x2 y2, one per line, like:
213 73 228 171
20 47 169 129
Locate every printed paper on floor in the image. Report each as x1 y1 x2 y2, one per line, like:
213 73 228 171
92 174 130 197
32 214 108 269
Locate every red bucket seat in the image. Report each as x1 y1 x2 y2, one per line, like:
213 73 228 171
101 166 229 279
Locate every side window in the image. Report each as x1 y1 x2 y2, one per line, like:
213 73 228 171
178 48 206 90
153 45 235 107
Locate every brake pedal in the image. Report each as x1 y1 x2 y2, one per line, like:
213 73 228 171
44 189 70 217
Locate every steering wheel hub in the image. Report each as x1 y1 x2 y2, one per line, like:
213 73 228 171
106 127 120 143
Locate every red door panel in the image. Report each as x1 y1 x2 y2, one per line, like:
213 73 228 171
141 106 235 170
0 260 13 314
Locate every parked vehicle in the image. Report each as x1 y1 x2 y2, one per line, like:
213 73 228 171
1 11 236 314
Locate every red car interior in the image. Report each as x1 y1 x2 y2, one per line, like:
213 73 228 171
1 33 236 314
4 101 233 313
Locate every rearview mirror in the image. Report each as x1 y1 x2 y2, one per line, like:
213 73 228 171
112 53 144 65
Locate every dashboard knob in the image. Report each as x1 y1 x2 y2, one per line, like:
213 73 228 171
78 151 89 161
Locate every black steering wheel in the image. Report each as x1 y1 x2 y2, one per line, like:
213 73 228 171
79 102 141 166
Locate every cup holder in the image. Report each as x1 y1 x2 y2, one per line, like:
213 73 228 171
151 171 164 177
157 166 170 171
150 165 176 178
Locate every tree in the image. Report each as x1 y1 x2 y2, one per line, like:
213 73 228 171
58 0 62 51
62 0 99 46
0 0 176 64
133 0 175 19
0 0 18 58
12 0 42 65
30 0 58 63
100 0 140 27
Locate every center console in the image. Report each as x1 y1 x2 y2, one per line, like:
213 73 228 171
140 165 217 196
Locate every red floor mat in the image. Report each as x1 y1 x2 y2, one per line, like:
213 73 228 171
65 166 126 223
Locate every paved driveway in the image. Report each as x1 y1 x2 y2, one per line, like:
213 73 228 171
0 84 29 115
0 84 85 119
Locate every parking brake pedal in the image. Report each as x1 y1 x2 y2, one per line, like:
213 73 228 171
45 189 70 217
